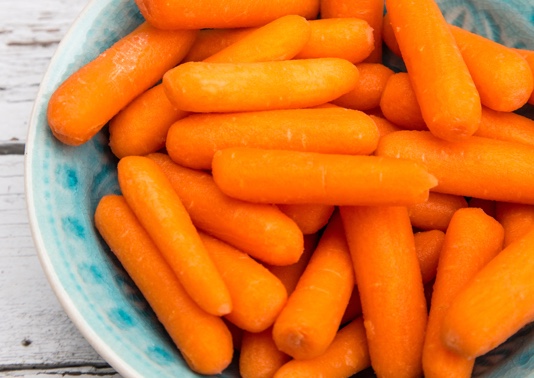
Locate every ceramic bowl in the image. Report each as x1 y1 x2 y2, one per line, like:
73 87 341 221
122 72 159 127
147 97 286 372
25 0 534 377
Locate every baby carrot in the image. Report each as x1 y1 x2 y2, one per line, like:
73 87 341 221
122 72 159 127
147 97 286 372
162 58 359 113
381 12 402 57
475 106 534 148
239 328 291 378
212 147 437 206
386 0 481 142
203 15 311 63
94 195 233 375
376 130 534 204
165 107 380 170
272 213 354 360
148 153 304 266
379 72 427 130
320 0 384 63
273 317 371 378
450 25 533 112
47 23 197 146
108 84 189 158
408 192 469 231
441 227 534 359
135 0 319 30
199 233 287 333
266 233 319 295
277 203 335 235
294 18 374 63
495 202 534 247
340 206 427 378
182 28 256 63
422 208 504 378
117 156 231 316
414 229 445 284
332 63 395 111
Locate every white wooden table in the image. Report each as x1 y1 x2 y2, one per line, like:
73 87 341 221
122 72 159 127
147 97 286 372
0 0 120 376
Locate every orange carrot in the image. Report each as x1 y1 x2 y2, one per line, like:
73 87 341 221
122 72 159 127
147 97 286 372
468 197 496 218
381 70 534 144
199 232 287 333
277 203 335 235
135 0 319 29
203 15 311 63
212 147 437 206
273 317 371 378
239 328 291 378
369 114 403 138
163 58 359 113
272 213 354 360
408 192 468 231
475 106 534 148
182 28 257 63
147 153 304 266
340 205 427 378
495 202 534 247
332 63 394 111
117 155 231 316
422 208 504 378
94 195 233 375
386 0 481 142
47 23 197 146
320 0 384 63
165 107 379 170
379 72 427 130
266 233 319 295
108 84 189 158
441 227 534 359
450 25 533 112
376 130 534 204
294 18 374 63
414 229 445 284
514 48 534 105
382 12 402 57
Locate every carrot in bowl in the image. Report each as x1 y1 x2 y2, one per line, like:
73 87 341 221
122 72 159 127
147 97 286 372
340 205 427 378
441 226 534 359
165 107 380 170
422 208 504 378
294 18 374 63
495 202 534 247
239 328 291 378
211 147 437 206
94 195 233 375
199 232 288 333
272 213 354 360
386 0 481 142
277 203 335 235
450 25 533 112
408 192 468 231
162 58 359 113
135 0 319 30
47 23 197 146
376 130 534 204
117 155 232 316
148 153 304 266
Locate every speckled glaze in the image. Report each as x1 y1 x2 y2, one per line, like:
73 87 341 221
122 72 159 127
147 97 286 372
25 0 534 377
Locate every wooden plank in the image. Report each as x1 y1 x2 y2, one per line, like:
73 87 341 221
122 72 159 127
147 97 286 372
0 155 113 371
0 0 88 144
1 366 119 377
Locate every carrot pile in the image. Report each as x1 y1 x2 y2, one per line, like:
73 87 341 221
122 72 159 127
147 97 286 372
47 0 534 376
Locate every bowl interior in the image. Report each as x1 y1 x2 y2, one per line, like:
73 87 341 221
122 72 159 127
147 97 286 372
25 0 534 377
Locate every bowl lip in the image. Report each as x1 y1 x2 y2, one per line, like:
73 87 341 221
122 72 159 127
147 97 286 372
24 1 143 377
